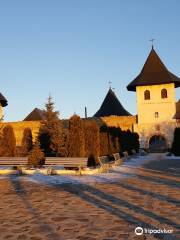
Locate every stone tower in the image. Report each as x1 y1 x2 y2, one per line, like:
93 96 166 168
0 93 8 121
127 47 180 150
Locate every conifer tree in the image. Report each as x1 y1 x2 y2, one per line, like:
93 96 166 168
28 140 45 166
83 120 100 158
172 128 180 156
100 131 109 156
69 114 85 157
1 125 16 157
61 128 70 157
0 135 3 156
39 95 62 156
21 128 33 156
132 132 140 152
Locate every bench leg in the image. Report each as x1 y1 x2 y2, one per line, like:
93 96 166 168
79 166 82 175
47 167 52 175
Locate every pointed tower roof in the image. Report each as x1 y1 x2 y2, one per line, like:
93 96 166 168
127 47 180 91
0 93 8 107
23 108 46 121
93 88 131 117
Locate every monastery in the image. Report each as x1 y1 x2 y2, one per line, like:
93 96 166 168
0 47 180 151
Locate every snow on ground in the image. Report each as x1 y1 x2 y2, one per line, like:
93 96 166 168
0 153 174 185
25 154 157 185
0 166 14 170
164 155 180 160
123 153 161 167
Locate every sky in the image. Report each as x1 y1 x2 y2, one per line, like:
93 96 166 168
0 0 180 121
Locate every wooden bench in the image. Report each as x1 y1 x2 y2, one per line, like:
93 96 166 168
132 149 137 155
97 155 111 172
113 153 120 161
113 153 123 165
0 157 28 166
45 157 88 169
122 151 129 160
0 157 88 169
98 156 109 166
131 149 139 158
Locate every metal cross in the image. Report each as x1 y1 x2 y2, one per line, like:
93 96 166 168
150 39 155 48
108 81 112 89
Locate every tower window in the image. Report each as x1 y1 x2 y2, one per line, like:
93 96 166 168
155 112 159 118
161 88 168 99
144 90 150 100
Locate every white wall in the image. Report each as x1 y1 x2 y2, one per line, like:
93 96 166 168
136 83 176 124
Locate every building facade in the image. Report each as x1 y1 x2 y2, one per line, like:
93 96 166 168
127 47 180 151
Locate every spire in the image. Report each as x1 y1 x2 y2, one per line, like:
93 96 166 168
127 47 180 91
93 88 131 117
150 39 155 49
108 81 112 89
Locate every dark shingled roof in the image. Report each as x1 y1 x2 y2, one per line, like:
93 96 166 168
24 108 46 121
93 88 131 117
127 48 180 91
0 93 8 107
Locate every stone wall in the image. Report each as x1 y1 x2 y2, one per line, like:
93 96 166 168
134 121 180 149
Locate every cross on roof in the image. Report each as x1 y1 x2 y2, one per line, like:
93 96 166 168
108 81 112 89
150 39 155 48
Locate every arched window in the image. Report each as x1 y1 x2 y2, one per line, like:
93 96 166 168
144 90 150 100
161 88 168 99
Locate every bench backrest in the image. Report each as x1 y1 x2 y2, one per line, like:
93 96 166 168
0 157 28 165
0 157 88 167
132 149 136 154
122 151 129 158
98 156 109 165
45 157 88 167
113 153 120 161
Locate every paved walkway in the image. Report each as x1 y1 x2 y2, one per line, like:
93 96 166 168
0 154 179 240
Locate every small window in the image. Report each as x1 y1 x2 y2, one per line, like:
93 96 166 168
155 112 159 118
155 124 160 131
161 89 168 99
144 90 150 100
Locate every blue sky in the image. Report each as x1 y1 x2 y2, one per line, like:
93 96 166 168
0 0 180 121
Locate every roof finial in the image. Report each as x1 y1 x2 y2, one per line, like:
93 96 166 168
150 38 155 49
108 81 112 89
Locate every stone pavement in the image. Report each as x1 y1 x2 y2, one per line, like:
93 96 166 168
0 154 179 240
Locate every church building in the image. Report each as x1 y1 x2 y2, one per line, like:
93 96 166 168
127 47 180 151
